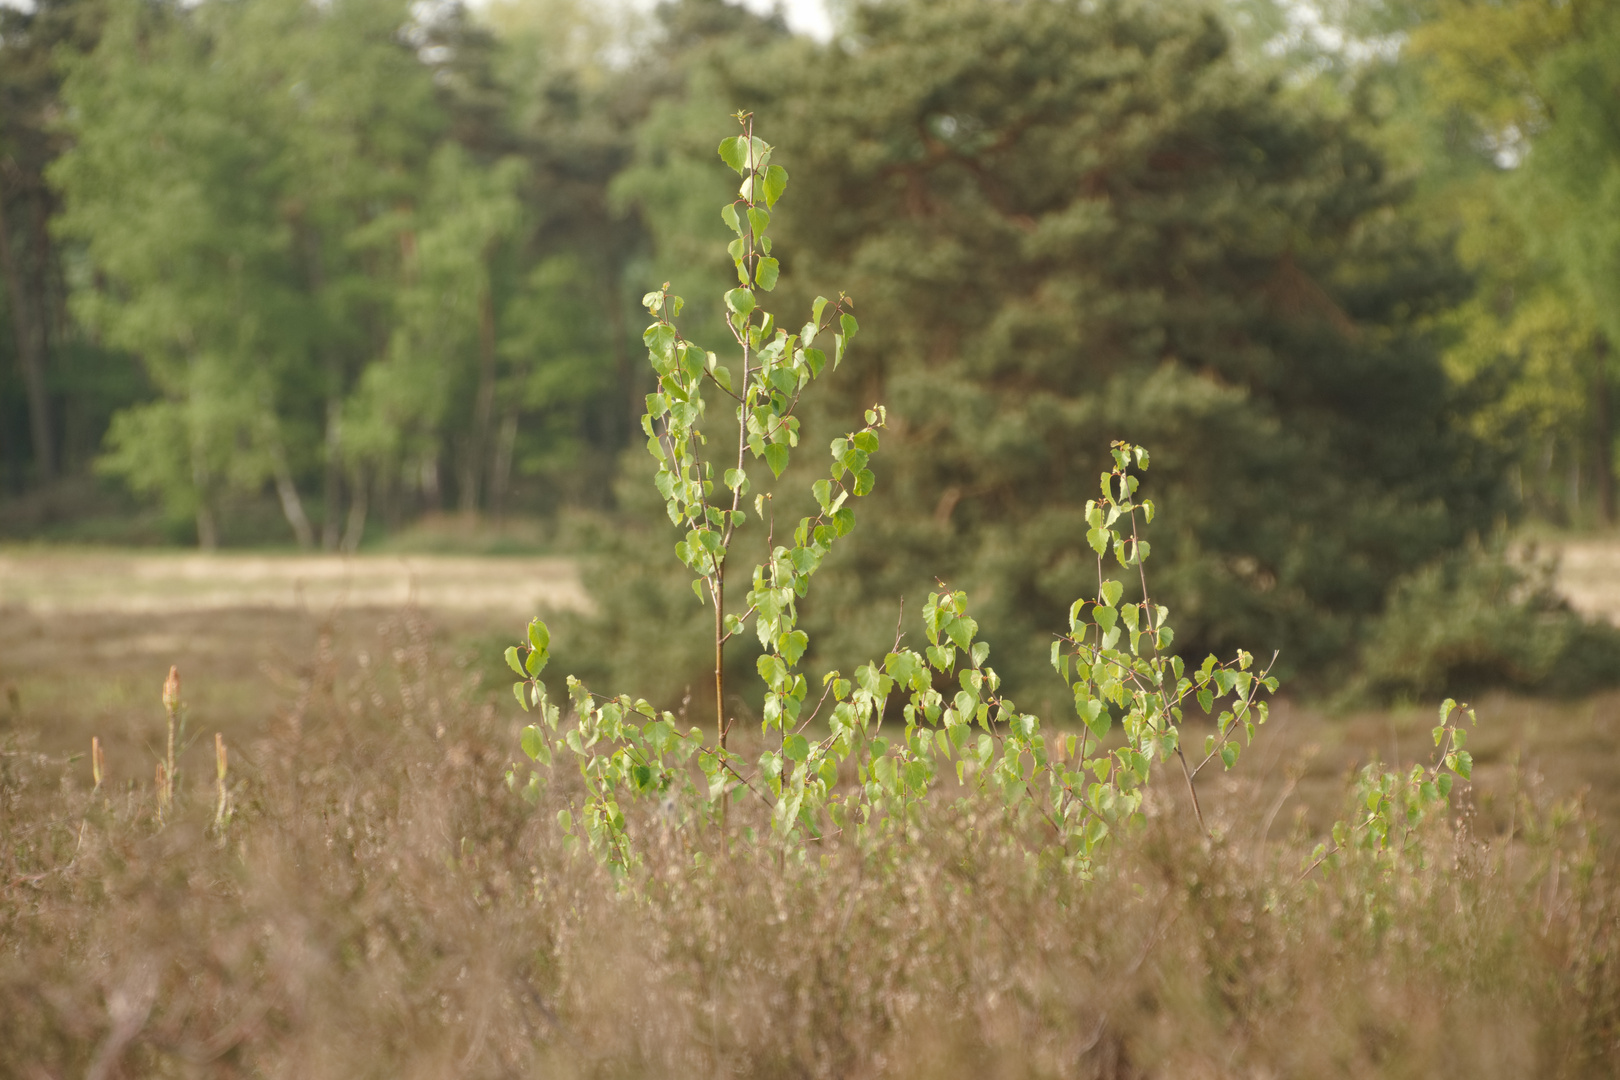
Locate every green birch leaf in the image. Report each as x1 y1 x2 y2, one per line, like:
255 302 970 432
756 257 780 291
718 136 748 174
524 646 548 676
763 164 788 207
778 630 809 666
520 725 544 761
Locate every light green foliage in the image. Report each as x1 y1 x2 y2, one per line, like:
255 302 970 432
1408 0 1620 522
51 0 620 545
53 0 445 546
346 144 529 497
1304 698 1477 877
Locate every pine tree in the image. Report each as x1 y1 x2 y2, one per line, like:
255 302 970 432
0 0 98 486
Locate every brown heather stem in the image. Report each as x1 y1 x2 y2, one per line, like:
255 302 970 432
162 665 181 813
715 575 728 852
1176 748 1207 833
215 732 229 831
165 716 175 806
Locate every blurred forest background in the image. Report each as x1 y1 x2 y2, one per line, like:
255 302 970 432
3 0 1619 704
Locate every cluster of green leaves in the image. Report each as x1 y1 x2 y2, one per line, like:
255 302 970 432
1304 698 1477 877
507 615 706 866
506 116 886 872
1342 0 1617 528
510 441 1278 876
640 117 862 593
1048 444 1276 860
504 119 1340 877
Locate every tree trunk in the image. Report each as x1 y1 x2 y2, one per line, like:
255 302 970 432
322 398 343 550
341 466 367 553
190 431 218 551
196 503 219 550
490 407 518 522
296 222 346 549
273 467 316 549
461 279 498 518
1594 334 1614 526
264 414 315 549
0 169 53 481
421 454 441 509
36 190 70 467
381 459 401 534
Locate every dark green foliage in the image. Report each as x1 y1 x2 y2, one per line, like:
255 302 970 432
0 0 123 492
1357 545 1620 701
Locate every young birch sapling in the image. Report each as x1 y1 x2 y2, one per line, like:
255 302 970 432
506 117 1475 880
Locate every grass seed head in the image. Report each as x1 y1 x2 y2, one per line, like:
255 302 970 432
162 665 180 716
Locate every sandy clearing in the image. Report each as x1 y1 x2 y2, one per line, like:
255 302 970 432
0 551 588 617
1547 540 1620 624
0 540 1613 622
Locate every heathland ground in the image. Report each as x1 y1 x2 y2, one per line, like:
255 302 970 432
3 544 1618 833
4 543 1620 1076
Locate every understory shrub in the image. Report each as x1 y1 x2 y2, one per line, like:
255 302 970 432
1357 543 1620 701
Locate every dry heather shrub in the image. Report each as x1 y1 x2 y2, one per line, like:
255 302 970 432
1 613 1617 1078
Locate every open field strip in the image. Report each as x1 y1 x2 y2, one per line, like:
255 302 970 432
0 550 588 616
1549 539 1620 624
0 541 1612 620
1 544 1618 828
